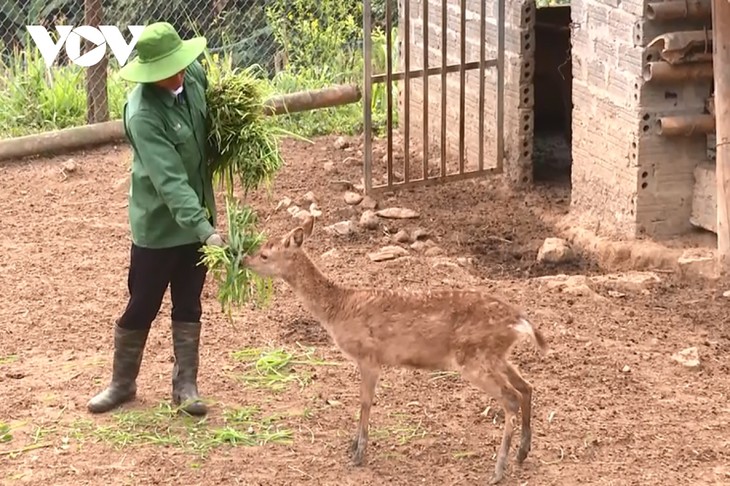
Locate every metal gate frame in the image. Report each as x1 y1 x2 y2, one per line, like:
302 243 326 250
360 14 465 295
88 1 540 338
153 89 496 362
362 0 505 195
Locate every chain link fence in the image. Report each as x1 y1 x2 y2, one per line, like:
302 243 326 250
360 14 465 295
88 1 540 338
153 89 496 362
0 0 399 138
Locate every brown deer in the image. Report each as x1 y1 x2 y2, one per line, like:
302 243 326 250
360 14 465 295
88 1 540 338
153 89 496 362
242 215 548 484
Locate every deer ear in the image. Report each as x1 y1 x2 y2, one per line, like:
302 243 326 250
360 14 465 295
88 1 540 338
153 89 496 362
283 227 304 248
290 228 305 247
302 214 314 238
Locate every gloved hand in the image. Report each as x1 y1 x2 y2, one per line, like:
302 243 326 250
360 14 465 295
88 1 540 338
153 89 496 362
205 233 225 247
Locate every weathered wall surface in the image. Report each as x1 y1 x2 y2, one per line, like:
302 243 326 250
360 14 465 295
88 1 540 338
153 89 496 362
631 5 712 238
397 0 534 185
570 0 711 239
400 0 712 240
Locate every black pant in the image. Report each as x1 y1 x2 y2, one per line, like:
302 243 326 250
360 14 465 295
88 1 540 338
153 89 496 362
116 242 208 330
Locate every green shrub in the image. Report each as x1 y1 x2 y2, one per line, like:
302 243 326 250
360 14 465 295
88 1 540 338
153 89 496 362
0 0 400 139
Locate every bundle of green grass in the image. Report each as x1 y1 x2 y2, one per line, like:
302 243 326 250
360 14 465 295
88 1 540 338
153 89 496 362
198 55 286 315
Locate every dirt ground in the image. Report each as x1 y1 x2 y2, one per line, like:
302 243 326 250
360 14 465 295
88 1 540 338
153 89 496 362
1 135 729 486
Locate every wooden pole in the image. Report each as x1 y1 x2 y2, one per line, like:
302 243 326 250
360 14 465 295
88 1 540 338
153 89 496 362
712 0 730 274
84 0 109 124
262 84 361 115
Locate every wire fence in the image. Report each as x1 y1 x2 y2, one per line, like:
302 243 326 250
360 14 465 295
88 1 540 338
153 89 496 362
0 0 570 139
0 0 400 138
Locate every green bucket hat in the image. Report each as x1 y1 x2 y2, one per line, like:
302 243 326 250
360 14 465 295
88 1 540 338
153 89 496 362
118 22 207 83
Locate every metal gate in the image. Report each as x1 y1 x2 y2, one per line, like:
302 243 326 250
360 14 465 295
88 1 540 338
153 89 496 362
362 0 505 194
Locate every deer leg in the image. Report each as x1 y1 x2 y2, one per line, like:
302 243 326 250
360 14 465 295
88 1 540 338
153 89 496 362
491 377 522 484
504 362 534 464
350 362 380 466
462 361 523 484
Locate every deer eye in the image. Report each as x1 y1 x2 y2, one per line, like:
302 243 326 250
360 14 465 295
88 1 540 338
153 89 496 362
260 253 268 261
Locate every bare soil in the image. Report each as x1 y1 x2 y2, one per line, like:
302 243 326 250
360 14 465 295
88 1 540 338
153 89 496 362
1 135 729 485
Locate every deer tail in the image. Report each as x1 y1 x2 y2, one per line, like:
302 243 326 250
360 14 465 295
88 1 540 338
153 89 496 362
512 316 549 355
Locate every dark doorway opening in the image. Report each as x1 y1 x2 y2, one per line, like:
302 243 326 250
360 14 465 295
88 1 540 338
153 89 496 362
533 6 572 185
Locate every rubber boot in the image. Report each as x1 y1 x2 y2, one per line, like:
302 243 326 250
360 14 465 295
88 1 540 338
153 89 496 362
171 320 208 416
87 325 150 413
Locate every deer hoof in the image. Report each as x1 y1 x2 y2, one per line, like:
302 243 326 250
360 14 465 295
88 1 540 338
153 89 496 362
349 438 367 466
488 472 504 485
516 444 530 464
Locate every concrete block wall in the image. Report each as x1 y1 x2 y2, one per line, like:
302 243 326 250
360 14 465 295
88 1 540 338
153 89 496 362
632 7 712 237
398 0 712 240
569 0 645 238
570 0 712 239
397 0 535 185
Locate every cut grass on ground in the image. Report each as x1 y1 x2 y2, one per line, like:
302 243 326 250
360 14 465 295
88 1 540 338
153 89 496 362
69 402 294 456
231 343 340 391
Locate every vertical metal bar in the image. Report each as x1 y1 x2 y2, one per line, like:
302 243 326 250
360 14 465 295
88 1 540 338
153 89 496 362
422 0 429 180
440 0 447 179
478 0 486 171
404 0 411 183
386 0 394 187
364 0 373 192
496 0 505 172
458 0 466 175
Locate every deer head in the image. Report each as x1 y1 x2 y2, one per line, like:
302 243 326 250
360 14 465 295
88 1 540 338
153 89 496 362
242 214 315 280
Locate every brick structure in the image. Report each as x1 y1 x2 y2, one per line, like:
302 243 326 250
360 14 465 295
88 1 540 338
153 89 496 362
399 0 715 241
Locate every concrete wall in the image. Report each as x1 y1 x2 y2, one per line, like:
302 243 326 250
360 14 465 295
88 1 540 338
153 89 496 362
397 0 534 185
569 0 710 239
399 0 712 240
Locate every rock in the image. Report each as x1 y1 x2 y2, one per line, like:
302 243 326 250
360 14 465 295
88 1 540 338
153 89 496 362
359 210 380 230
678 250 719 280
368 245 409 262
62 159 77 172
534 274 604 300
411 228 429 241
621 365 631 373
302 191 317 206
590 271 662 294
376 207 420 219
308 203 323 218
671 347 701 370
294 209 311 223
324 162 336 173
424 246 445 257
276 197 293 212
360 196 378 210
411 240 429 253
537 238 575 264
723 290 730 298
456 257 474 267
334 136 349 149
324 221 355 236
394 230 410 243
344 191 363 205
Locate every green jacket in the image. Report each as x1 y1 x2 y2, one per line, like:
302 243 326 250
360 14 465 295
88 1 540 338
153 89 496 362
123 60 217 249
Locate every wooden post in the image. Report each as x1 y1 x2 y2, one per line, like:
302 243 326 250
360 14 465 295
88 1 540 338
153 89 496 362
712 0 730 274
84 0 109 124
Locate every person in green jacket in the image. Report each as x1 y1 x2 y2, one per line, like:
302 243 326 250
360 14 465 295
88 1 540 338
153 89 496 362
88 22 221 416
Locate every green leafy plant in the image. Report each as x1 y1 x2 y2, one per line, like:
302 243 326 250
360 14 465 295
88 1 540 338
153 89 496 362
198 199 274 317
